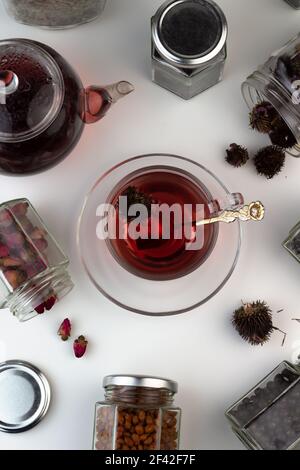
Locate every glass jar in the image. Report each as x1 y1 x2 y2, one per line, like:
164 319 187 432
151 0 228 100
0 198 73 322
225 361 300 450
242 33 300 157
283 220 300 263
284 0 300 9
3 0 107 29
93 375 181 450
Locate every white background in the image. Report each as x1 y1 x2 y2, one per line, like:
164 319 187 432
0 0 299 451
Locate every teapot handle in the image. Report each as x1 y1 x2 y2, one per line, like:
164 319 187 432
80 81 134 124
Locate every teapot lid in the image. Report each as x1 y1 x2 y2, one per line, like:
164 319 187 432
0 39 64 143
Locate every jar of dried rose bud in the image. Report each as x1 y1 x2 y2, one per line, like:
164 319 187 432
0 199 73 322
242 33 300 157
93 375 181 451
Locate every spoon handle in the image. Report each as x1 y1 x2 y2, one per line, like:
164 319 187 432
195 201 265 227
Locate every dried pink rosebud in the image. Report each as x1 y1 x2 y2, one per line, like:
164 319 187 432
31 227 47 240
6 232 25 249
73 336 88 358
0 257 22 268
0 209 13 228
58 318 72 341
11 202 28 217
0 245 9 258
35 302 45 315
35 295 57 315
4 269 27 290
33 238 48 252
45 296 56 311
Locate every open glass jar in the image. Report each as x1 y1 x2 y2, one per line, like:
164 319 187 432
225 361 300 450
3 0 107 29
0 199 73 322
242 33 300 157
93 375 181 450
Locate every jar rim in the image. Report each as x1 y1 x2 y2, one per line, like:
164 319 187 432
103 375 178 393
152 0 228 68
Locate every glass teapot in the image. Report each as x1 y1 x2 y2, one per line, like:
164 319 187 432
0 39 134 175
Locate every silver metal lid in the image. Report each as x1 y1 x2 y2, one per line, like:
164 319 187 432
152 0 228 68
103 375 178 393
0 360 51 433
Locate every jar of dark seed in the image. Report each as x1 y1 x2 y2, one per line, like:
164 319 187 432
284 0 300 9
283 221 300 263
0 199 73 321
93 375 181 450
3 0 107 29
225 361 300 450
151 0 228 100
242 33 300 157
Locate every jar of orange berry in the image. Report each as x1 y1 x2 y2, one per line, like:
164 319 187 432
93 375 181 450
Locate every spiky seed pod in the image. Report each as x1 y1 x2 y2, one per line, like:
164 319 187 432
269 124 297 149
232 301 273 346
225 143 249 168
249 102 279 134
254 145 285 179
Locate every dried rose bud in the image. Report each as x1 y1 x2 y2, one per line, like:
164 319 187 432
4 269 27 290
45 296 56 311
58 318 72 341
0 257 22 268
35 295 57 315
35 302 45 315
31 228 47 240
0 245 9 258
0 209 13 228
11 202 28 217
33 238 48 252
5 232 25 249
73 336 88 358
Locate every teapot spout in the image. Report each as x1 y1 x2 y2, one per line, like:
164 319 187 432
81 81 134 124
105 81 134 103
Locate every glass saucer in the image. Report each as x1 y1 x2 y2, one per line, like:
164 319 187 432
77 154 242 316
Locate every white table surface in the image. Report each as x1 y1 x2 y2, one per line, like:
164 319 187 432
0 0 300 451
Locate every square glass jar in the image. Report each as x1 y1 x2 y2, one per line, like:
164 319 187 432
3 0 107 29
225 362 300 450
0 199 73 321
151 0 228 100
283 221 300 263
93 375 181 451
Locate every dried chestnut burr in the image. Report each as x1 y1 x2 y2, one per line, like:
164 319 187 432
254 146 285 179
242 33 300 157
93 375 181 450
225 143 249 167
0 198 73 322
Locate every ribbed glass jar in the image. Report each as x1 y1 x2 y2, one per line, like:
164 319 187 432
3 0 107 29
93 375 181 450
0 198 73 321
